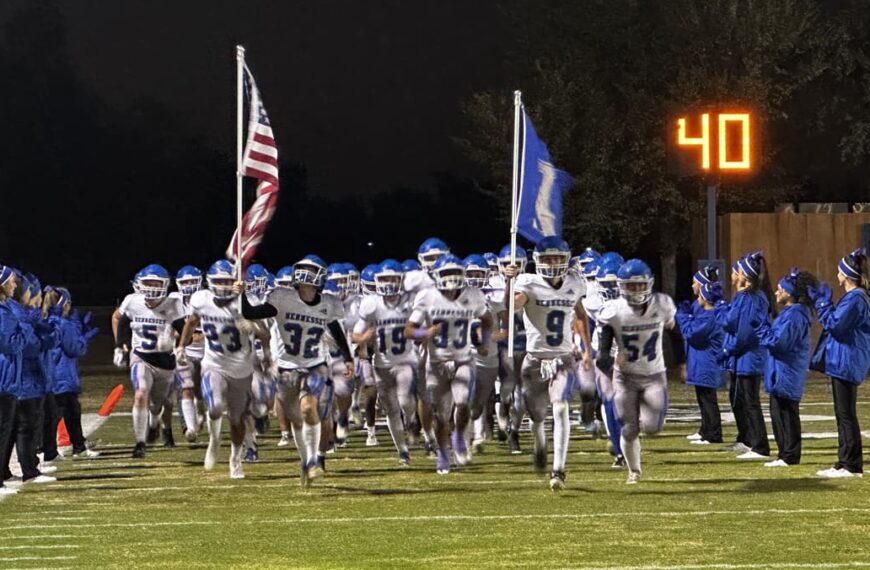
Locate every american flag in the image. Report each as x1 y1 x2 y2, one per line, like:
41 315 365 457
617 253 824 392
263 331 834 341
226 64 279 267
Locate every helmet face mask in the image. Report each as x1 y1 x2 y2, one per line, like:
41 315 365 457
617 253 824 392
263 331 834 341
534 252 570 279
375 273 403 296
209 277 235 300
465 269 488 288
435 268 465 291
176 277 201 296
616 259 655 306
294 262 326 287
139 278 169 301
598 277 620 300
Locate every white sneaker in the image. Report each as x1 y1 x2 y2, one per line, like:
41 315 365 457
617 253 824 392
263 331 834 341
736 451 769 460
626 470 641 485
817 467 862 479
204 441 219 471
184 429 197 443
686 433 702 441
724 442 751 453
690 439 710 445
229 455 245 480
308 463 324 480
764 459 790 468
277 434 292 447
73 449 101 459
0 486 18 496
39 465 58 474
366 434 379 447
27 475 57 484
4 476 23 487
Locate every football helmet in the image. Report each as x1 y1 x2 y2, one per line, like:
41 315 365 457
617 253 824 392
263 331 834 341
576 248 601 270
245 264 269 299
533 237 571 279
375 259 404 296
360 264 379 295
207 260 237 301
176 265 202 297
600 252 625 267
497 244 528 274
417 237 450 271
596 259 621 300
483 252 499 273
432 254 466 291
326 263 350 296
293 254 328 287
343 263 360 294
402 259 422 272
136 264 170 301
275 265 295 288
463 254 490 288
617 259 654 306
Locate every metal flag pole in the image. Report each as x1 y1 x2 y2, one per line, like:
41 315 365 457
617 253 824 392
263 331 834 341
507 90 522 358
236 45 246 280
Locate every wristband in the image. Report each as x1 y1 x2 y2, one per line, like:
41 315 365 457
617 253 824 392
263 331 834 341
413 328 430 341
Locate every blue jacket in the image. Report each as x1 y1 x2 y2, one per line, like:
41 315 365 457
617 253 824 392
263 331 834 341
50 317 89 394
759 303 811 402
0 301 28 396
818 288 870 385
9 301 58 400
721 290 770 376
676 305 726 389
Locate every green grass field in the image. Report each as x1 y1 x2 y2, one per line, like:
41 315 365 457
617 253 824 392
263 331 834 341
2 365 870 570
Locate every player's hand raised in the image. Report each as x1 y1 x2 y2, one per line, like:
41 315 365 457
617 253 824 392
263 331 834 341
502 264 519 279
231 281 245 296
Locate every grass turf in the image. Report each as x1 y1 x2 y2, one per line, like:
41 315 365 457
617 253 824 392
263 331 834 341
1 366 869 569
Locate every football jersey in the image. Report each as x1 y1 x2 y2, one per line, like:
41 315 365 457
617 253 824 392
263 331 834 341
356 293 416 368
178 293 205 360
474 290 504 368
119 293 185 354
581 288 604 352
488 285 527 353
410 287 488 363
403 269 436 297
597 293 676 376
514 273 585 358
266 287 345 370
188 290 254 377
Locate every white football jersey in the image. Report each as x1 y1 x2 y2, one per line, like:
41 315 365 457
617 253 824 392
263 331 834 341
327 294 362 362
410 287 488 363
403 269 436 297
514 273 585 358
178 293 205 360
266 287 345 370
119 293 185 354
597 293 676 376
474 290 504 368
581 288 604 352
356 294 416 368
188 290 254 377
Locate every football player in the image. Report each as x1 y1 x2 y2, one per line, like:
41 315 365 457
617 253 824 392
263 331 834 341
405 254 492 474
239 255 354 487
243 263 276 462
495 244 528 454
175 265 206 443
596 259 683 484
114 265 186 459
503 237 593 491
353 260 417 464
178 260 269 479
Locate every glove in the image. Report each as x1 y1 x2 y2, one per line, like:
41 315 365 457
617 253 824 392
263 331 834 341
808 282 833 306
677 300 693 314
81 312 93 331
83 327 100 342
113 347 127 368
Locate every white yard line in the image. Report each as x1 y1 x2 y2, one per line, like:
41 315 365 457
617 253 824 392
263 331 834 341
1 507 867 532
559 563 870 570
0 545 80 551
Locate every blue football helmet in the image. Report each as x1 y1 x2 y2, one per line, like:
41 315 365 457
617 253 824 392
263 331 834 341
463 254 490 288
600 252 625 267
323 279 341 296
417 237 450 271
533 237 571 279
294 254 328 287
375 259 404 296
175 265 202 297
402 259 422 273
497 244 528 274
342 263 360 294
265 271 276 292
596 259 622 300
275 265 294 288
207 260 237 300
326 263 350 296
245 263 269 299
432 254 466 291
483 252 499 273
617 259 654 305
136 264 171 301
360 264 380 295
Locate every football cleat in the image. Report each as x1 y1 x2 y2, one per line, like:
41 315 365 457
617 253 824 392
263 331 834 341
452 431 470 466
244 447 259 463
184 428 197 443
204 441 218 471
424 440 437 458
611 455 626 469
308 460 324 481
131 442 146 459
472 438 485 455
162 428 176 448
230 454 245 480
277 433 292 447
300 462 310 488
626 470 641 485
686 432 702 441
72 449 100 459
146 426 159 444
317 454 326 472
508 430 522 455
366 433 379 447
436 448 451 475
399 450 411 466
549 470 566 492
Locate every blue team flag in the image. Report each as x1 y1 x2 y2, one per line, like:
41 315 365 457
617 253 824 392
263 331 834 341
516 110 573 243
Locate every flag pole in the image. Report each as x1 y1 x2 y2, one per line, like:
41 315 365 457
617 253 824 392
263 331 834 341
235 45 246 281
507 90 522 358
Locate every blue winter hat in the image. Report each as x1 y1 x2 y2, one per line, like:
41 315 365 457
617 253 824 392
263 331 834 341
0 265 13 287
693 265 719 286
778 267 800 297
700 281 723 304
838 248 866 282
737 251 764 279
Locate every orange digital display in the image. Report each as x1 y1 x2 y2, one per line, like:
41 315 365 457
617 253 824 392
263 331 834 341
676 112 751 172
